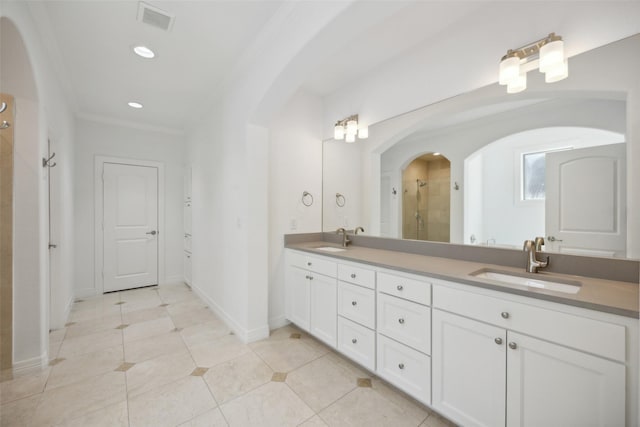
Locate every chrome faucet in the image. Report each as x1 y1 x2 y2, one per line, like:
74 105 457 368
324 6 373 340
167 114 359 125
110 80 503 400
337 228 351 247
523 239 549 273
355 226 364 235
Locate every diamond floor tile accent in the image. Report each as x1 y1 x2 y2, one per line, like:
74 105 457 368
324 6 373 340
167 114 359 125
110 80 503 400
115 324 129 330
357 378 372 388
190 367 209 377
271 372 288 382
290 333 302 339
49 358 66 366
114 362 136 372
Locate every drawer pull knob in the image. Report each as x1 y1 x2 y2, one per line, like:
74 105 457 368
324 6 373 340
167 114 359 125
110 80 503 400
352 338 357 344
351 273 356 279
397 285 404 291
501 312 510 319
494 337 503 345
305 275 309 279
351 301 357 306
398 363 405 370
398 318 405 324
508 342 518 350
309 276 314 281
307 262 312 266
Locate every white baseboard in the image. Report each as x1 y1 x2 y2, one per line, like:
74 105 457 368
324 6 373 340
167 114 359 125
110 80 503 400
12 352 48 376
190 283 269 344
269 315 290 331
75 288 99 299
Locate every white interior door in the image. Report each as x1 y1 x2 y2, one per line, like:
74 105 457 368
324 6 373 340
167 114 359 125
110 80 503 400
103 163 158 292
545 143 626 257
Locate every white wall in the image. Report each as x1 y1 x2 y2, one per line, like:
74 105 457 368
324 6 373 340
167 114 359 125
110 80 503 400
267 90 323 329
323 140 363 232
74 118 184 297
1 5 76 369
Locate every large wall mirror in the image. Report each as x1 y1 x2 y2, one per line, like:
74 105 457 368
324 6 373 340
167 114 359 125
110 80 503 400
323 34 639 260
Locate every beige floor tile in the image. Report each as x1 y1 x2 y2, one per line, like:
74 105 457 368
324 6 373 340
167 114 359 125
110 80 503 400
319 386 426 427
46 345 123 390
49 328 66 344
120 296 165 314
219 382 313 427
166 299 207 316
121 306 170 325
180 320 230 347
64 312 124 339
61 400 129 427
299 415 329 427
58 328 123 358
126 350 196 397
124 330 187 363
49 339 64 361
370 377 430 423
249 335 327 373
178 408 228 427
31 371 126 426
0 368 50 404
157 285 194 304
171 307 220 329
123 316 175 343
419 413 458 427
128 376 216 427
0 394 41 427
285 353 359 412
188 335 251 368
203 352 273 404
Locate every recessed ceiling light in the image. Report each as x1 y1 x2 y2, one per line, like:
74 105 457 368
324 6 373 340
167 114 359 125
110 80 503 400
133 45 155 59
128 102 143 109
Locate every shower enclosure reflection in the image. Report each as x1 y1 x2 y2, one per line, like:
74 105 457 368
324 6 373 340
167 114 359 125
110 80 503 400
401 153 450 241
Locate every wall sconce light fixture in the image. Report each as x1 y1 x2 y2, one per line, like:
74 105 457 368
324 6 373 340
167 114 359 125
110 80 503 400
498 32 568 94
334 114 368 143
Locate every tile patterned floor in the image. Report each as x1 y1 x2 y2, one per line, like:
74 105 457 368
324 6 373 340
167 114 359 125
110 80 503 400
0 283 457 427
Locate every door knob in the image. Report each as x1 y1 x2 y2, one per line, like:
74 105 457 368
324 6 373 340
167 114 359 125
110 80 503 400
146 230 157 235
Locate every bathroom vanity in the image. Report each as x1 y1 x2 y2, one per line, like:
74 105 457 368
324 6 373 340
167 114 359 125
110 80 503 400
284 236 639 427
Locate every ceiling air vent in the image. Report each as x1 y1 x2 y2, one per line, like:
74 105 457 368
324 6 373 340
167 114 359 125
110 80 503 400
137 2 175 32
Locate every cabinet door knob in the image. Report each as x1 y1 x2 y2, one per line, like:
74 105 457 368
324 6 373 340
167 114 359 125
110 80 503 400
501 312 510 319
398 318 405 324
494 337 503 345
309 276 314 281
351 273 356 279
351 301 357 306
396 285 404 291
305 275 310 280
508 342 518 350
352 338 357 344
398 363 405 370
307 262 312 266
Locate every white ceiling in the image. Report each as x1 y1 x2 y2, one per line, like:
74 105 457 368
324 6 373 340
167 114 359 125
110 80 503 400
29 1 640 134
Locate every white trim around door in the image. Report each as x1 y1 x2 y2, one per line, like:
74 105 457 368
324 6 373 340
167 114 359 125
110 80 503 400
94 156 165 294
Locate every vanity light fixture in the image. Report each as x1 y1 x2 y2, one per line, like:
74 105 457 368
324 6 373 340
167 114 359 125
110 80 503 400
127 101 143 109
133 45 155 59
334 114 368 143
498 33 568 94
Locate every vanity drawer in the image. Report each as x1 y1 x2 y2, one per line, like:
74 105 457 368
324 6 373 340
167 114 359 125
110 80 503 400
337 316 375 371
338 282 375 329
338 263 375 289
287 250 337 278
433 284 626 362
377 333 431 405
378 293 431 354
378 271 431 306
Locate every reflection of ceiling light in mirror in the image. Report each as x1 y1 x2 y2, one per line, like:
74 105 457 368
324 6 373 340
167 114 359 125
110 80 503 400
334 114 368 142
498 33 568 94
128 102 143 109
133 45 155 58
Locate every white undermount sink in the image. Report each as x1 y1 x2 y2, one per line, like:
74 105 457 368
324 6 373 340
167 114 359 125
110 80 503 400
314 246 346 253
470 268 581 294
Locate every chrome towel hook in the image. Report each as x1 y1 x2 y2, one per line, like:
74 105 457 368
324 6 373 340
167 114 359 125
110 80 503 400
43 152 57 168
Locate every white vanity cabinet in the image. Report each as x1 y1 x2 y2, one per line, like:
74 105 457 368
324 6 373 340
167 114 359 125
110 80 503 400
376 269 432 405
285 250 337 347
336 262 376 371
432 282 628 427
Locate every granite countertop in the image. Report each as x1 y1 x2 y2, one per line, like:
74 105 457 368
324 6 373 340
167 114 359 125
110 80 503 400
286 241 639 319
